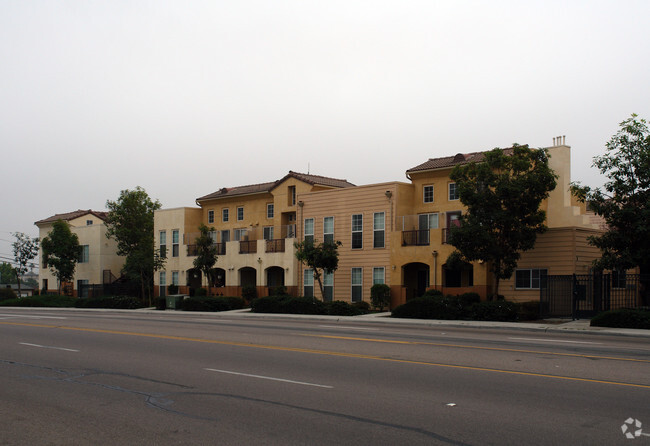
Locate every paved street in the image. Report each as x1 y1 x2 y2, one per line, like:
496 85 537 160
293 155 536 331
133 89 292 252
1 308 649 445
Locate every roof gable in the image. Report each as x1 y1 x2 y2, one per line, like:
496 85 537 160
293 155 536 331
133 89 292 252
35 209 108 225
406 148 515 174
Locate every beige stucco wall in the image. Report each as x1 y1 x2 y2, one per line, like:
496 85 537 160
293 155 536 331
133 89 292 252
36 214 125 293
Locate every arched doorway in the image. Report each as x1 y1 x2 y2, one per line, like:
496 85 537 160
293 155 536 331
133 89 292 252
403 262 430 300
211 268 226 288
186 268 202 291
239 267 257 288
266 266 285 290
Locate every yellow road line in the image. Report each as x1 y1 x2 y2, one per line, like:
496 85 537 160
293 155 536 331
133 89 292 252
4 321 650 390
303 334 650 363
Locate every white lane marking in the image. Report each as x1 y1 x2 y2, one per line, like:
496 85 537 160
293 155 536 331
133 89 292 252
19 343 79 352
205 368 333 388
318 325 378 331
0 314 67 320
507 337 603 345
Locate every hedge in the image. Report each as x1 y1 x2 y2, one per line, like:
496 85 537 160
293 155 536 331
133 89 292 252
391 294 519 321
590 309 650 329
179 296 245 312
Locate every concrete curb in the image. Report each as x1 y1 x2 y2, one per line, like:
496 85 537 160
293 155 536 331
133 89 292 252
3 306 650 338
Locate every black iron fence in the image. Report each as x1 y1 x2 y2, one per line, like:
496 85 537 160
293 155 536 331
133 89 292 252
540 273 649 319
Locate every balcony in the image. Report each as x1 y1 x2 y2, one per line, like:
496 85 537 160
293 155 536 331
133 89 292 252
186 243 226 256
239 240 257 254
265 239 286 253
402 230 430 246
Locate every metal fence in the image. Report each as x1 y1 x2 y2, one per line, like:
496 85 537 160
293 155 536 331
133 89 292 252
540 273 649 319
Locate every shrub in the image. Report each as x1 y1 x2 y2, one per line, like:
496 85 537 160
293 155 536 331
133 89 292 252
469 301 519 322
0 288 17 301
392 295 465 319
590 309 650 329
327 300 363 316
0 295 76 307
352 301 371 312
155 297 166 310
370 284 391 311
269 286 289 297
75 296 145 309
242 286 257 302
195 287 207 296
179 296 245 312
250 295 286 313
518 301 541 321
422 288 443 297
458 292 481 307
251 296 328 315
167 284 179 295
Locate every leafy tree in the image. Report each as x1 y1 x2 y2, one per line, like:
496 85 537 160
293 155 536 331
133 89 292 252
571 115 650 304
448 144 557 296
370 283 391 311
294 240 342 300
41 220 80 294
105 187 164 304
0 262 17 285
193 224 218 293
11 232 39 297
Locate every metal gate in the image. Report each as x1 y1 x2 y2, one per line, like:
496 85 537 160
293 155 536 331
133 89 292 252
540 273 647 319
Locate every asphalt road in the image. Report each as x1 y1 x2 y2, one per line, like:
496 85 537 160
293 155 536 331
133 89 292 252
1 308 649 445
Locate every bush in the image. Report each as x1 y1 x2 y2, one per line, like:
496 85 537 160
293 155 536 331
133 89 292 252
167 284 179 295
0 288 17 301
518 301 541 321
269 286 289 297
155 297 166 310
392 295 464 319
422 288 443 297
179 296 245 312
75 296 145 309
458 292 481 307
242 286 257 302
251 296 329 315
352 301 371 312
370 284 391 311
195 287 207 296
327 300 363 316
0 295 76 307
591 309 650 329
469 301 519 322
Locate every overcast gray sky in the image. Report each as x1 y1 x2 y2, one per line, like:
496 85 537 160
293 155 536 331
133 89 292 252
1 0 649 268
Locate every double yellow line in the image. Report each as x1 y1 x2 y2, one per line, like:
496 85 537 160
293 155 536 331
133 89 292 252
4 321 650 390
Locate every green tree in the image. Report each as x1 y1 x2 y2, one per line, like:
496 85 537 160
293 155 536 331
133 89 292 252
448 144 557 296
294 240 342 300
11 232 39 297
370 283 391 311
41 220 80 294
571 115 650 304
105 187 164 304
193 224 218 293
0 262 17 285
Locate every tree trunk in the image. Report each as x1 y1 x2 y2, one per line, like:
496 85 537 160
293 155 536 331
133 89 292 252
15 271 22 298
315 270 323 302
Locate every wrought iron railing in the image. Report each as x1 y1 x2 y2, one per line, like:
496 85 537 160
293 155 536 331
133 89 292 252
265 239 285 253
402 230 430 246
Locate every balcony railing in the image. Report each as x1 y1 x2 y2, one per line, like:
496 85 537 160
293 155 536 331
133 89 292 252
402 230 430 246
239 240 257 254
265 239 286 253
187 243 226 256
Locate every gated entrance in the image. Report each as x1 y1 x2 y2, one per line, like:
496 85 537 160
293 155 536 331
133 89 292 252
540 273 648 319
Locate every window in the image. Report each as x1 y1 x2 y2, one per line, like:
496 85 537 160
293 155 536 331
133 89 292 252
78 245 89 263
423 185 434 203
267 203 274 219
208 231 217 243
263 226 274 240
221 230 231 242
172 271 179 286
419 213 439 229
77 279 89 298
86 220 93 226
352 214 363 249
373 267 385 285
304 218 314 244
304 269 314 297
237 206 244 221
172 230 179 257
323 217 334 244
159 231 167 258
612 270 627 289
515 268 547 289
222 208 229 222
351 268 363 302
289 186 296 206
208 210 214 224
449 182 459 201
234 228 247 241
373 212 385 248
323 271 334 302
159 271 166 297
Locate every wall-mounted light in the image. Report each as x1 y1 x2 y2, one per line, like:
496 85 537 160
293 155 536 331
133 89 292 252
298 201 304 207
385 190 392 199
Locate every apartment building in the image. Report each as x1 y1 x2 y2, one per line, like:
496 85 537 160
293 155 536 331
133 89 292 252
153 171 355 297
35 210 125 296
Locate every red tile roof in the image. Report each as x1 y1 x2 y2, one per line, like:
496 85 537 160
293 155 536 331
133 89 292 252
35 209 108 225
196 171 355 202
406 148 515 174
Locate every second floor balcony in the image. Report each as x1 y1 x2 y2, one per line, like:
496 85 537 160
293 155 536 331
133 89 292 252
402 230 430 246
